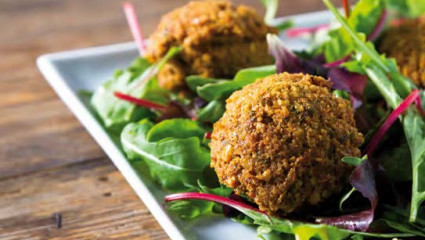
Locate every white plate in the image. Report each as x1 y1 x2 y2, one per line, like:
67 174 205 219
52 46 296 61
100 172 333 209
37 10 334 240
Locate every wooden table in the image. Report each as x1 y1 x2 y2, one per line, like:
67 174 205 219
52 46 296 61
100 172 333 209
0 0 342 239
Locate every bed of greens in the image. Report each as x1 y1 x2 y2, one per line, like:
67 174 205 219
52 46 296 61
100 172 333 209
90 0 425 239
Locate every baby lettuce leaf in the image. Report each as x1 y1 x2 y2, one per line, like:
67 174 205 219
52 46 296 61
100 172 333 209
91 58 157 132
146 119 206 141
91 47 181 133
121 119 210 191
324 0 425 222
194 65 276 101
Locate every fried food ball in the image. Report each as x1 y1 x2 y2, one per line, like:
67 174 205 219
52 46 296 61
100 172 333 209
378 18 425 87
145 0 277 92
210 73 364 214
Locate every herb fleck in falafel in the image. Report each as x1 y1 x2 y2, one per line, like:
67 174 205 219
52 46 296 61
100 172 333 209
145 0 277 92
210 73 364 214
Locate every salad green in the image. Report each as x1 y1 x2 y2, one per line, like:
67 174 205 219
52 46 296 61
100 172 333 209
89 0 425 239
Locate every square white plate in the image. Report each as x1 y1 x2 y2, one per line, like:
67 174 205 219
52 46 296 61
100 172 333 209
37 10 333 240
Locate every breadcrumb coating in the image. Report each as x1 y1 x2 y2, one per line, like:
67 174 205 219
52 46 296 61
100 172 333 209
210 73 364 214
145 0 277 91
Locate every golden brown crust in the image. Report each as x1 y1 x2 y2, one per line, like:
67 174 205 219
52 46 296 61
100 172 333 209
378 19 425 87
210 73 364 214
145 0 277 91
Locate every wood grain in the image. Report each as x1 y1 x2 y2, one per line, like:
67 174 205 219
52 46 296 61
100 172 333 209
0 0 343 239
0 158 165 240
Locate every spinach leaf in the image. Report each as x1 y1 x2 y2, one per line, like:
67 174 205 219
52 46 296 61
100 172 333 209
121 119 211 191
196 65 276 101
197 100 225 123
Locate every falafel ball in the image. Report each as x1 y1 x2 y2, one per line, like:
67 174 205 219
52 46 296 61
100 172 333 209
379 19 425 87
210 73 364 214
145 0 277 92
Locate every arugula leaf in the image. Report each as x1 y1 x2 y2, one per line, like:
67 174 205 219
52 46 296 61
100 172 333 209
402 110 425 221
121 119 211 191
197 100 225 123
324 0 425 223
196 65 276 101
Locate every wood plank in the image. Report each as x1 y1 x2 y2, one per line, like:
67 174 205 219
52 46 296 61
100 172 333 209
0 158 168 240
0 99 103 178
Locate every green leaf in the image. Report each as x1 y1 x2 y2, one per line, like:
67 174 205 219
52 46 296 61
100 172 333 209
185 76 227 92
339 188 356 211
402 110 425 222
91 57 159 133
386 0 425 18
167 200 215 220
196 65 276 101
121 119 210 191
323 0 425 223
324 29 354 62
234 65 276 82
147 119 206 142
259 0 278 25
167 182 232 220
197 100 225 123
234 207 411 239
348 0 385 37
342 156 364 166
380 205 425 237
320 0 385 63
378 143 412 182
185 75 230 92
